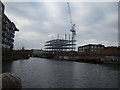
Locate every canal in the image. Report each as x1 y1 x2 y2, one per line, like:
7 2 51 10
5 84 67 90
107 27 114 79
2 57 120 88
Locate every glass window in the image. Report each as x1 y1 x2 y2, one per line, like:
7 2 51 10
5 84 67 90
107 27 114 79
91 46 93 48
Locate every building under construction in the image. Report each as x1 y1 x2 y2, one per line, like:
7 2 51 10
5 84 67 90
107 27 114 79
45 3 76 54
45 33 76 54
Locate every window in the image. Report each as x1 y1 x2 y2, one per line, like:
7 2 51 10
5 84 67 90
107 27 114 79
91 46 94 48
94 46 97 48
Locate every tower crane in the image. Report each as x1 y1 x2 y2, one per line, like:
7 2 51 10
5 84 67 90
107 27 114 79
67 2 76 51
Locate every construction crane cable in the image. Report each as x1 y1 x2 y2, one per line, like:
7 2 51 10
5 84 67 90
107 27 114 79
67 2 73 27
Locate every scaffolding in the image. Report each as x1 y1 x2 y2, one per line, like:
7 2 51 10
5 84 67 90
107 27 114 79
45 38 76 54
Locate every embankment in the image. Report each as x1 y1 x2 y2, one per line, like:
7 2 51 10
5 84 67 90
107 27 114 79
3 50 30 61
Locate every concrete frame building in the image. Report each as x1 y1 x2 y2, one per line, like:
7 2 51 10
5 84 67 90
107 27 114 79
0 1 19 53
45 38 76 54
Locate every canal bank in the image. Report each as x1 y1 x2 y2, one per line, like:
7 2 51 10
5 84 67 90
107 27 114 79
2 50 33 62
39 53 120 64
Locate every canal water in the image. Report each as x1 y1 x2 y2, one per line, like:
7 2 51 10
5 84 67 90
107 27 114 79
2 57 120 88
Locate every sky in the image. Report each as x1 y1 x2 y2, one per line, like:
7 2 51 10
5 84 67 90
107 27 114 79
3 2 118 50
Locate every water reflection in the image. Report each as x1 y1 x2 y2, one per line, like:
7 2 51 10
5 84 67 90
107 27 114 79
2 61 13 73
46 61 75 88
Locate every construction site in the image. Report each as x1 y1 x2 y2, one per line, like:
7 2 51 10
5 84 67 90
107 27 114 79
44 3 76 54
43 3 120 64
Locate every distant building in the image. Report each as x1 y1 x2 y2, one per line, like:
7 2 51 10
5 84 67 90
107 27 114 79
99 46 120 62
78 44 105 53
99 46 120 56
24 49 33 57
0 1 19 54
45 39 76 54
32 49 44 57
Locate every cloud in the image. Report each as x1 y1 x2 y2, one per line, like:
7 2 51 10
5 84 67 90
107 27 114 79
74 2 118 47
3 2 118 50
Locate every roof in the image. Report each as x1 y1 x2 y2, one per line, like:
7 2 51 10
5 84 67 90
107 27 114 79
78 44 105 48
46 39 68 43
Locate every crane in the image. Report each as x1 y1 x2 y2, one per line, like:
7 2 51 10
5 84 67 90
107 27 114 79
67 2 73 27
67 2 76 51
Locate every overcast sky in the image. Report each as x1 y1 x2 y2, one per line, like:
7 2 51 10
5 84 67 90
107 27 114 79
3 2 118 50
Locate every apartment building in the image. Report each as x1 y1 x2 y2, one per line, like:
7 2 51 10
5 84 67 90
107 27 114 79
0 1 19 53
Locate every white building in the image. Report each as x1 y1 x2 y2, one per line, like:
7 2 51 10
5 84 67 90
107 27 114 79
32 49 44 57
